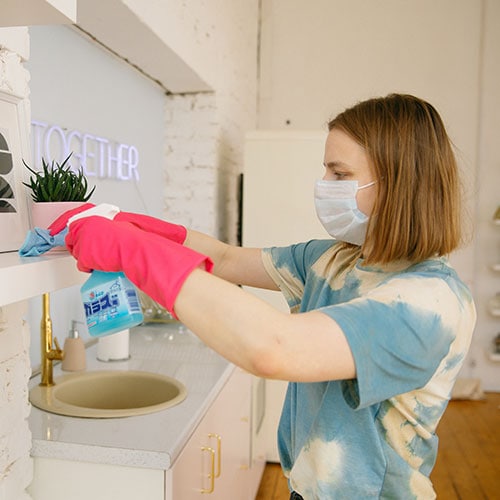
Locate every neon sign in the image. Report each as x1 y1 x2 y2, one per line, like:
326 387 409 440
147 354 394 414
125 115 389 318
31 120 140 181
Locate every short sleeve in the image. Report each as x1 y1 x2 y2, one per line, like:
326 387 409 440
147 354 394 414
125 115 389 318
262 240 336 311
320 275 468 409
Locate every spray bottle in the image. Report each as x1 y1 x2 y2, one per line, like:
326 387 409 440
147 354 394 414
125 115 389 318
69 204 144 338
80 270 143 337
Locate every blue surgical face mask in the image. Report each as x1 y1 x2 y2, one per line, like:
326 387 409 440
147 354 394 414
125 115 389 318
314 179 376 245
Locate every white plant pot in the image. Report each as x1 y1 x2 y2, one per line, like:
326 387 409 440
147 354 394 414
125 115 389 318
30 201 85 230
30 201 85 252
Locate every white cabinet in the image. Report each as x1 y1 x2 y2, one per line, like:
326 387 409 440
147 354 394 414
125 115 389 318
29 367 265 500
169 367 265 499
29 458 165 500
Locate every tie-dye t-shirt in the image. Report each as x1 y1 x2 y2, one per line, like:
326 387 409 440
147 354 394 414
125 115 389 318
262 240 476 499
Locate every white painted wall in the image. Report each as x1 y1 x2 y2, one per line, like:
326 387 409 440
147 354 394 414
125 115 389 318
26 25 165 217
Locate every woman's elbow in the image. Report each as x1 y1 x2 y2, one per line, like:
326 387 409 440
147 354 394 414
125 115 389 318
245 341 286 380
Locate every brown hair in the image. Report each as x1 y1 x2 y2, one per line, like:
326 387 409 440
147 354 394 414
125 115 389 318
328 93 462 265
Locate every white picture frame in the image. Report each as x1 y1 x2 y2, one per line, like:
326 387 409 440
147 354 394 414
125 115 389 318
0 90 30 253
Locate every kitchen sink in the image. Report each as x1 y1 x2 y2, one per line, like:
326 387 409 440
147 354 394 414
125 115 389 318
29 370 187 418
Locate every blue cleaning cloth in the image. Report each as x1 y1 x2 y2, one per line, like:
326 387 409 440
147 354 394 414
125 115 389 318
18 227 69 257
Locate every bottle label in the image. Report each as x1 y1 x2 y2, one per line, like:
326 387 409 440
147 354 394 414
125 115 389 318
82 275 142 328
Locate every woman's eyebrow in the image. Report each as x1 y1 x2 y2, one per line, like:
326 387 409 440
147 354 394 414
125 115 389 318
323 161 349 169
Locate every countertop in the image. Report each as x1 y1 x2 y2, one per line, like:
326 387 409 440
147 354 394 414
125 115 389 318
28 323 234 470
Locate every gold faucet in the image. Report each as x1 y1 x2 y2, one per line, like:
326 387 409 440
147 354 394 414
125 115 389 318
40 292 64 387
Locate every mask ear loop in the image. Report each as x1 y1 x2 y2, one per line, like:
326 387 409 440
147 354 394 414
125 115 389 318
357 180 377 190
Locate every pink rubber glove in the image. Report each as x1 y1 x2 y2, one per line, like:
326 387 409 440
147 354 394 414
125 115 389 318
114 211 187 244
65 216 212 314
48 203 95 235
50 203 187 244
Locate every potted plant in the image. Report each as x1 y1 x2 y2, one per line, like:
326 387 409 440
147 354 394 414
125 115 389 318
23 152 96 229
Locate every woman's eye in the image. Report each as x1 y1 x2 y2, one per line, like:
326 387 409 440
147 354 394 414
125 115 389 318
333 172 348 180
322 163 350 180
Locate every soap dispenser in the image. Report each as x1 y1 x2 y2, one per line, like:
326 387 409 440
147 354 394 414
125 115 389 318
61 321 86 371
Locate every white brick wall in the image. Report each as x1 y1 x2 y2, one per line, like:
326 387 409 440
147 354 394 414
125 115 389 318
159 1 259 244
0 303 33 500
163 86 259 243
164 93 219 236
0 36 29 98
0 28 33 500
164 86 257 244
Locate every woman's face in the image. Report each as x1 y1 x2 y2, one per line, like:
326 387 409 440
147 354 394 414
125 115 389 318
323 128 377 216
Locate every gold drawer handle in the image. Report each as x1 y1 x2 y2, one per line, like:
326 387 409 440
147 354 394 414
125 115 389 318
208 433 222 478
201 446 215 494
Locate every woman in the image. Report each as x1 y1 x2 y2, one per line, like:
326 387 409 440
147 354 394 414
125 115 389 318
52 93 476 499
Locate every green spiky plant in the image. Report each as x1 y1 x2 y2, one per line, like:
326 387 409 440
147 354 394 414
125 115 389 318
23 153 96 202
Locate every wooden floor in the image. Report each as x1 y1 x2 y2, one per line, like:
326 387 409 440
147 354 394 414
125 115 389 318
255 392 500 499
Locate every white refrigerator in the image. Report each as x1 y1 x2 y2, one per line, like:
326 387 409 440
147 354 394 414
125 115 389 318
242 130 327 462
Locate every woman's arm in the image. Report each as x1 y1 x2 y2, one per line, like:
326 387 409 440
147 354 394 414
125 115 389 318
175 268 356 382
184 229 279 290
65 216 355 382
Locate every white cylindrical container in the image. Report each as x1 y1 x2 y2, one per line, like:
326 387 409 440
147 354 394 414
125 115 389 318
96 329 130 362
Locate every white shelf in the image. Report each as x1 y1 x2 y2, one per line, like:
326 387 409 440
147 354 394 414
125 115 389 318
0 250 86 307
